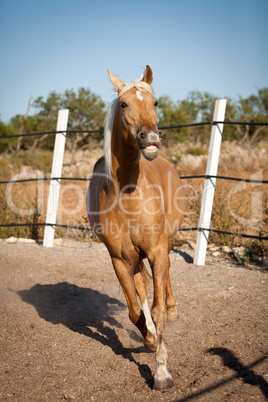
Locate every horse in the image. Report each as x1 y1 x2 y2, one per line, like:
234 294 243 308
86 65 185 391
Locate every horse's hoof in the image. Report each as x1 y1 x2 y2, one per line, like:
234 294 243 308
153 376 174 392
167 306 177 321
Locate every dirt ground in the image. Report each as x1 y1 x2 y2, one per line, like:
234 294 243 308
0 239 267 401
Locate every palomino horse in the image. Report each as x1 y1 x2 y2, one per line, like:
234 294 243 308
87 65 185 391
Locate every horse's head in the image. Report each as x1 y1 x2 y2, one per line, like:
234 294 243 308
106 65 162 162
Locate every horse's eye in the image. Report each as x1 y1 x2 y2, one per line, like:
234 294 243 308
154 101 158 107
120 102 128 109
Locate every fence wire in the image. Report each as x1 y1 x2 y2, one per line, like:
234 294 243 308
0 222 267 240
0 120 267 139
0 175 267 185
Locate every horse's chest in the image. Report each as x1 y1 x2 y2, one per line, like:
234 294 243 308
109 193 166 248
117 185 165 216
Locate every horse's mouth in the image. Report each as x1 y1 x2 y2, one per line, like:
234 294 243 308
141 143 160 160
137 131 162 161
146 143 158 152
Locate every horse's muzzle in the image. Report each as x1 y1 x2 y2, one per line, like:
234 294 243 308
137 130 162 161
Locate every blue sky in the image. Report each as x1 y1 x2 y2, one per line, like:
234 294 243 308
1 0 267 123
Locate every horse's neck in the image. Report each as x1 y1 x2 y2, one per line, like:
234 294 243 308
111 128 140 189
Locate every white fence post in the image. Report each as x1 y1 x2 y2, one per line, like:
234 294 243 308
194 99 227 266
43 109 69 247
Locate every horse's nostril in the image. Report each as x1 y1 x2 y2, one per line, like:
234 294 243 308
158 130 163 140
138 132 147 140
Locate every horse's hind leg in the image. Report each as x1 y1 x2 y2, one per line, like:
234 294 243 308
111 257 156 350
134 262 156 344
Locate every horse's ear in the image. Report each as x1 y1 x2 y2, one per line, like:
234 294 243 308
107 69 125 93
142 65 153 85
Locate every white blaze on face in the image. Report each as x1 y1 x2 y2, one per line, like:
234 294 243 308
136 90 143 101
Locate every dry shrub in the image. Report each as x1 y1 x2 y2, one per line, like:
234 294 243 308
219 142 268 173
180 175 267 256
6 150 53 173
0 179 44 239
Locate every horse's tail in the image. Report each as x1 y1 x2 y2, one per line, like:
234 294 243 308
139 260 152 285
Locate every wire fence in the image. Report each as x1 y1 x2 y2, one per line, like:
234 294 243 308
1 120 267 139
1 120 268 241
1 174 267 185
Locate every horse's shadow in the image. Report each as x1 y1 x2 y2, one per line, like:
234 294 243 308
17 282 153 386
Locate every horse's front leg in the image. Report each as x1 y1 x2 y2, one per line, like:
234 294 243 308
134 264 157 347
150 253 174 391
166 239 177 321
166 274 177 321
111 258 156 350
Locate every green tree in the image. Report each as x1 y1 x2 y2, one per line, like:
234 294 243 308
0 120 17 153
181 90 216 122
61 88 106 163
181 91 217 144
225 88 268 148
33 88 106 163
157 96 191 144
